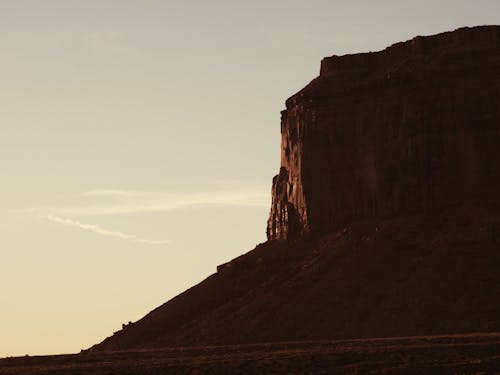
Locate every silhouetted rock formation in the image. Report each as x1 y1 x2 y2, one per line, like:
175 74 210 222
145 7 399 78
268 25 500 240
91 26 500 352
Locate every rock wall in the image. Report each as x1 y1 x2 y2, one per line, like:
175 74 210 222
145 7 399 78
267 26 500 241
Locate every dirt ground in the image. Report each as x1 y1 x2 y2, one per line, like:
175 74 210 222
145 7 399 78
2 333 499 374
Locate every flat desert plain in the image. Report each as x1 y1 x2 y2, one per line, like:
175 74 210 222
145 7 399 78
1 333 499 374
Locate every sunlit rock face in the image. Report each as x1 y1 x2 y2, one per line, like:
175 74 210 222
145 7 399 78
267 26 500 241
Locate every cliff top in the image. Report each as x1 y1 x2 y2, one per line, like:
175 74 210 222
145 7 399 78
319 25 500 77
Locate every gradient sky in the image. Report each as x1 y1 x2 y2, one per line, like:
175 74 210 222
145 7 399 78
1 0 499 357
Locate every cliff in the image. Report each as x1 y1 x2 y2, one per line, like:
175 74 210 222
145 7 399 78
268 25 500 240
90 26 500 352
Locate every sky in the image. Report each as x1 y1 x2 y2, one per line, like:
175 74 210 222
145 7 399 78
1 0 499 357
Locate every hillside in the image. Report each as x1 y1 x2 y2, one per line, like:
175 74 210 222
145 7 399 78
90 205 500 351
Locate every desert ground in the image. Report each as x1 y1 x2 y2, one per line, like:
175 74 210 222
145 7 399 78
2 333 499 374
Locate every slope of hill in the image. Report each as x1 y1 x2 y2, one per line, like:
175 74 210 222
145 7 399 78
91 205 500 351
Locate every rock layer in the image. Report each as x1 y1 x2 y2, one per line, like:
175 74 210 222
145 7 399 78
267 26 500 240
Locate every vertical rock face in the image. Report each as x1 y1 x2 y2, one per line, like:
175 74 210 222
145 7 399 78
268 26 500 241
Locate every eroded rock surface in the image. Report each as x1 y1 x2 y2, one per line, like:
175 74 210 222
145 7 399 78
268 26 500 240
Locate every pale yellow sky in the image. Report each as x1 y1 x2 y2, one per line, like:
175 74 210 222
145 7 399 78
1 0 499 357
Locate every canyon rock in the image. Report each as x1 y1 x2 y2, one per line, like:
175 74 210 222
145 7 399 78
267 25 500 240
90 26 500 352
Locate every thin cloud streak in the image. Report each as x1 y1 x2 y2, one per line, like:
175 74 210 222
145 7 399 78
44 215 169 245
5 186 270 216
61 188 269 216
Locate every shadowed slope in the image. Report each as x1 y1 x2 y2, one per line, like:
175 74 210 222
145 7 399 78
92 205 500 351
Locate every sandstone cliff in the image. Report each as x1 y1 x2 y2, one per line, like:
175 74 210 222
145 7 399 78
90 26 500 352
268 25 500 240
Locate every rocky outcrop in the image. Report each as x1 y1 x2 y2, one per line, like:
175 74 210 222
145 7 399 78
90 26 500 353
268 25 500 240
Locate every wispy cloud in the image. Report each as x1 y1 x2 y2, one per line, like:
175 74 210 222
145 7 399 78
4 185 269 217
29 185 268 244
44 215 169 245
58 187 269 216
